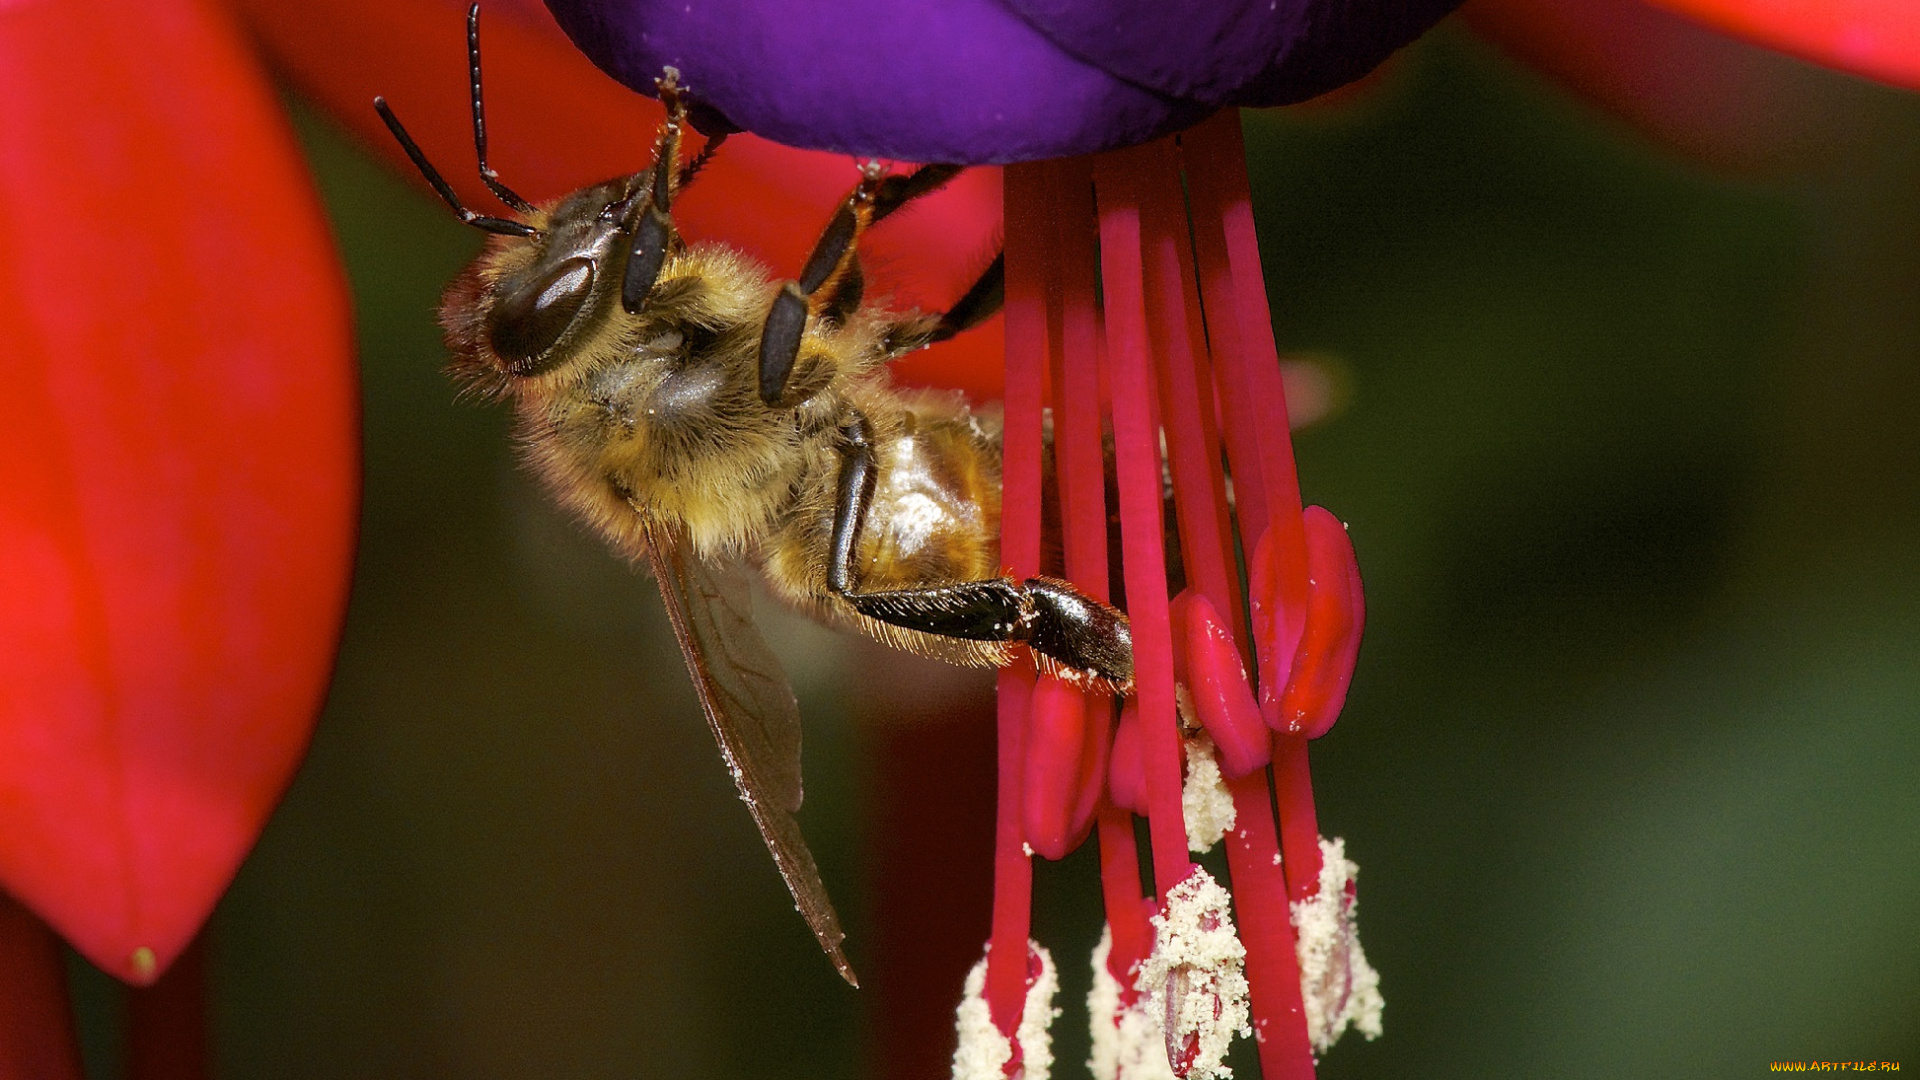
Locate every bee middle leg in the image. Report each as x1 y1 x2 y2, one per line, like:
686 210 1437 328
880 252 1004 357
826 412 1134 688
759 163 965 407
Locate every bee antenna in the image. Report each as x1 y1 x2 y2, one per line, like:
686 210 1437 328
374 95 538 239
467 3 536 215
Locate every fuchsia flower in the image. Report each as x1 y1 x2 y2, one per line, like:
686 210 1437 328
536 1 1453 1076
532 0 1920 1076
4 0 1915 1074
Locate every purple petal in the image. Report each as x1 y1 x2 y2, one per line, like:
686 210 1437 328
1234 0 1463 105
546 0 1461 161
546 0 1205 162
1001 0 1302 104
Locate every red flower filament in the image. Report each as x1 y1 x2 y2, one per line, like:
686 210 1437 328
955 110 1374 1080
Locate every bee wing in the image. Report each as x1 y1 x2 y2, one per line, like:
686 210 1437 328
640 521 856 987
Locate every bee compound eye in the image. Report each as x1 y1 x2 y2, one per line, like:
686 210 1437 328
490 256 597 374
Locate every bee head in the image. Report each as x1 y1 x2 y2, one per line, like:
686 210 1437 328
451 177 652 387
379 10 732 400
373 5 677 394
373 111 674 395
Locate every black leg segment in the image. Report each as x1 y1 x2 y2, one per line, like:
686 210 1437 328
844 577 1133 687
373 97 537 238
827 412 878 596
882 251 1005 357
676 130 730 188
758 162 969 407
1022 578 1133 686
759 284 811 406
797 202 863 295
620 68 691 313
869 163 964 223
622 204 675 313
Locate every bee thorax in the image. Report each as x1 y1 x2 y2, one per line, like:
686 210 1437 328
645 363 730 425
581 361 649 434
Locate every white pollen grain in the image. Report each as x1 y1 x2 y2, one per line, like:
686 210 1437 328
1136 870 1251 1079
1181 735 1236 853
952 941 1061 1080
1291 836 1383 1054
1087 926 1174 1080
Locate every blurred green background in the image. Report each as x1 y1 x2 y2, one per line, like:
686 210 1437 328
77 18 1920 1079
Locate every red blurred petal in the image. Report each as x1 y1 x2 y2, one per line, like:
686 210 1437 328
1649 0 1920 91
0 0 357 983
231 0 1007 396
1464 0 1853 175
1470 0 1919 126
0 893 85 1080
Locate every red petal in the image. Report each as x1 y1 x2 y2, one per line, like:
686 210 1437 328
1465 0 1861 176
0 0 357 983
233 0 1007 396
1648 0 1920 90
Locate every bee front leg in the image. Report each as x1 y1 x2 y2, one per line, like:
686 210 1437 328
826 412 1134 688
620 69 695 313
759 163 965 407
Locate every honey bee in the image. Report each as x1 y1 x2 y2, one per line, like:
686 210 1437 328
375 6 1131 986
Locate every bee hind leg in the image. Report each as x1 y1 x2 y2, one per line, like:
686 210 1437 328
845 578 1134 689
827 411 1133 687
760 163 965 406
